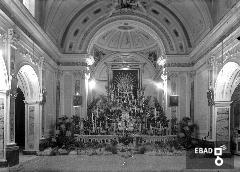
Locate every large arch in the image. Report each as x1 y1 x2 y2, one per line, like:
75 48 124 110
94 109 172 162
15 64 42 153
213 61 240 151
215 62 240 102
17 65 40 103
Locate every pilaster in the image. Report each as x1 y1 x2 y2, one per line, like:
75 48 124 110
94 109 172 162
213 101 232 151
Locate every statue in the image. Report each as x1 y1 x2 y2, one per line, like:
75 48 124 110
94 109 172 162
207 88 214 106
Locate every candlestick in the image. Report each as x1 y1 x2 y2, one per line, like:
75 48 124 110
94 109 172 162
154 108 157 121
92 113 95 132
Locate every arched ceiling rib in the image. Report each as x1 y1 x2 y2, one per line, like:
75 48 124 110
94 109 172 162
43 0 212 54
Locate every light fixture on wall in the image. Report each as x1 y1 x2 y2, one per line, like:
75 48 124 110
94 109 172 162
155 82 163 89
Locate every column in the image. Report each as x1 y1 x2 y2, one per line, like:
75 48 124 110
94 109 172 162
0 91 7 165
213 101 231 152
189 71 196 122
185 72 190 118
38 57 44 138
82 70 90 119
2 29 20 166
207 56 215 139
59 70 64 117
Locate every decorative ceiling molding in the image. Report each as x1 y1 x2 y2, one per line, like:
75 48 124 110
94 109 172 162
153 0 192 48
190 1 240 64
64 12 176 54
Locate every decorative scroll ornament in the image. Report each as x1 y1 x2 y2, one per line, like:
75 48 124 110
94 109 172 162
109 0 148 15
112 0 143 10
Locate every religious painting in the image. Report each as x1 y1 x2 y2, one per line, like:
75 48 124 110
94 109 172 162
112 70 138 98
0 98 4 158
169 95 179 107
28 106 35 149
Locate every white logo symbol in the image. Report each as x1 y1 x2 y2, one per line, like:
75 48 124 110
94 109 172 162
214 145 227 167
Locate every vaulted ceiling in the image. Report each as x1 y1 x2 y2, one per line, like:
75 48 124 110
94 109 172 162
38 0 237 55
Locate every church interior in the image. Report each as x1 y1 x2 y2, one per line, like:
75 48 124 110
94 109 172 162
0 0 240 170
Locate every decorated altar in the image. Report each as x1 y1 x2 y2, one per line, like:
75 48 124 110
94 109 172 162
85 77 175 137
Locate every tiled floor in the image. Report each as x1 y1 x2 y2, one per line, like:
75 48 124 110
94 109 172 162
0 154 239 172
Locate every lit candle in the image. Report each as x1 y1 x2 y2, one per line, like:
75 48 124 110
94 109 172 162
106 118 108 128
92 113 95 132
154 108 157 120
92 113 94 124
97 107 99 118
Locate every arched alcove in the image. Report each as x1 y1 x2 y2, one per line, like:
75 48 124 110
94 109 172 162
15 64 41 152
214 61 240 151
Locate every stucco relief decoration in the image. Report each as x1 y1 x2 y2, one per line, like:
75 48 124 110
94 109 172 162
86 55 95 66
92 46 108 66
111 0 147 12
8 29 20 48
137 46 160 68
223 43 240 62
157 55 166 67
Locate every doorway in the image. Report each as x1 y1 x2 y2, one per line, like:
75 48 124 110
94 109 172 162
15 87 25 150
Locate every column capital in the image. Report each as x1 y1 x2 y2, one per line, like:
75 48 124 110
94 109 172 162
24 100 43 105
6 89 18 99
8 29 20 46
214 101 232 107
206 56 215 69
73 70 84 78
189 70 196 78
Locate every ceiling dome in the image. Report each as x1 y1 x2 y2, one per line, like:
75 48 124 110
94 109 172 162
95 24 157 52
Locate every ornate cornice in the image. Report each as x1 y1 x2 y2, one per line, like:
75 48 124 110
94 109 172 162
1 0 61 61
190 1 240 64
165 63 194 67
58 62 88 67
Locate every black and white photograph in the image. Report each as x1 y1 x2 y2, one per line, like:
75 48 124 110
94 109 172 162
0 0 240 171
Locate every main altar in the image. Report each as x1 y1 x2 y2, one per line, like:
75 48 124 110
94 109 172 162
83 59 176 139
